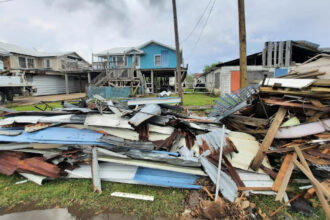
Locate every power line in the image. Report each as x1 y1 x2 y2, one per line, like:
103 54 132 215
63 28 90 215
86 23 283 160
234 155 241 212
180 0 212 44
185 0 217 60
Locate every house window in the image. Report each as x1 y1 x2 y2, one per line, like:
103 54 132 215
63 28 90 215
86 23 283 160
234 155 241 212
154 54 161 66
27 58 34 68
18 57 27 68
44 59 51 69
133 55 140 67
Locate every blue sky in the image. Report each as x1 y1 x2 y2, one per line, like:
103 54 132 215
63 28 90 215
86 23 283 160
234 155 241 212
0 0 329 73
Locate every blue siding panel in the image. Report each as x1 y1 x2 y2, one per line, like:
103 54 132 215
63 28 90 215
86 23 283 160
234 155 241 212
161 50 169 67
139 43 177 69
274 68 289 77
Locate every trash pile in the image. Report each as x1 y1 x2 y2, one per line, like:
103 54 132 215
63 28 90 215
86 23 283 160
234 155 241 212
0 77 329 219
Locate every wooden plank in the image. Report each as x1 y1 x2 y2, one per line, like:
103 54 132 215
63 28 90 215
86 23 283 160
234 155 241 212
311 87 330 93
272 154 293 192
263 78 315 89
250 107 287 171
275 153 296 201
238 187 273 191
259 87 330 98
313 79 330 87
292 159 330 219
228 115 268 127
262 98 330 112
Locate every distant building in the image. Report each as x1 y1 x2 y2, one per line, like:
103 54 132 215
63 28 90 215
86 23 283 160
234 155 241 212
0 42 91 96
92 40 187 93
202 40 330 95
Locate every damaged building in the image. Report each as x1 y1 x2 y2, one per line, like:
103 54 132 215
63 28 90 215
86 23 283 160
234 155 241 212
0 42 91 96
91 40 187 94
203 40 330 95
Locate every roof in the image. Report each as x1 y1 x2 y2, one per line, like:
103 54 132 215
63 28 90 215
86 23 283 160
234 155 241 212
138 40 176 51
193 73 202 78
94 40 176 57
94 47 144 57
0 42 76 58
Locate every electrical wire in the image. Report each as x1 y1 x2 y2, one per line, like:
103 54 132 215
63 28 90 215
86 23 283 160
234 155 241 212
180 0 212 44
185 0 217 60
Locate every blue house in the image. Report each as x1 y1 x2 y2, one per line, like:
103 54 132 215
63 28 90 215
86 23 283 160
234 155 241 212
92 40 187 93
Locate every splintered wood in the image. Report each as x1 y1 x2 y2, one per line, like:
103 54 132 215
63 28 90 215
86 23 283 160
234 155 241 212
250 107 287 171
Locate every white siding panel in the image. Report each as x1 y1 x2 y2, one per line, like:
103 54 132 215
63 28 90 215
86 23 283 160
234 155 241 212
32 75 83 96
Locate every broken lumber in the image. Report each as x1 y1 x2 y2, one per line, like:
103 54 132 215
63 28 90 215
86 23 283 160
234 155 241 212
250 107 287 170
262 98 330 112
272 154 294 192
275 153 297 201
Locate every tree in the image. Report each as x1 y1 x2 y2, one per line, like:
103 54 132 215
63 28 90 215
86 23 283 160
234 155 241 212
203 61 222 73
185 74 194 84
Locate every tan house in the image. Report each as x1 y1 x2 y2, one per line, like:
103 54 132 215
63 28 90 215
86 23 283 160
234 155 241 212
0 42 91 95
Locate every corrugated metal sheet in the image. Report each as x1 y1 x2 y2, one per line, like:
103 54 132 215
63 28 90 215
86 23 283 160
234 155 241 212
31 75 85 96
126 97 181 106
129 104 161 127
0 127 111 146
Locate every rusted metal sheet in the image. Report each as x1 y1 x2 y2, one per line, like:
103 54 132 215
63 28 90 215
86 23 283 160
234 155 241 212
16 157 60 178
0 151 24 175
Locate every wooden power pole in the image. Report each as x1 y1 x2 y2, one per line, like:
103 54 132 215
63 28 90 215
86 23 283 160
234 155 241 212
172 0 183 105
238 0 248 88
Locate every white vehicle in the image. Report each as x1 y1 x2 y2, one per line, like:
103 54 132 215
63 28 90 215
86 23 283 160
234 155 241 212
0 75 34 104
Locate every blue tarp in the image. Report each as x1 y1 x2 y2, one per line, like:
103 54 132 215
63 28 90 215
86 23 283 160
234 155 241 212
0 127 111 146
87 86 131 99
134 167 202 189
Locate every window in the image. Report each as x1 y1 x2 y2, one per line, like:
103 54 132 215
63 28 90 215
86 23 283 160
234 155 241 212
133 55 140 67
154 54 161 66
114 56 124 67
27 58 34 68
44 59 51 68
18 57 27 68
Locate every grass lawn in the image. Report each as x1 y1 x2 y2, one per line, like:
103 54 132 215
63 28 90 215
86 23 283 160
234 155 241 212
182 93 218 106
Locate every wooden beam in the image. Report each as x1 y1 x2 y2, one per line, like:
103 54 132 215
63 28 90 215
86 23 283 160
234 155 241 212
238 0 247 88
272 154 294 192
250 107 287 170
151 70 154 93
172 0 183 105
262 98 330 112
275 153 296 201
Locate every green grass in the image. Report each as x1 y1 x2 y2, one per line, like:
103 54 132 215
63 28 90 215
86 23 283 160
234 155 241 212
7 102 62 111
182 94 218 106
0 174 186 218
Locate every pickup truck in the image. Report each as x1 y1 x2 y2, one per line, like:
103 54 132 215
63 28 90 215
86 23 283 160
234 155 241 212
0 75 34 104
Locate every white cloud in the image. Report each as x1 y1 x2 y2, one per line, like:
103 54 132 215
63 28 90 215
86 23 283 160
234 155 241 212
0 0 329 73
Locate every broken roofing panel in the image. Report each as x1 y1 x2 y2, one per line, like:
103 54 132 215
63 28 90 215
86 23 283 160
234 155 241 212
126 149 200 167
84 114 133 130
209 85 259 122
98 156 206 176
200 156 238 202
91 147 102 193
126 97 181 106
129 104 161 127
196 128 228 152
0 127 112 146
100 135 155 150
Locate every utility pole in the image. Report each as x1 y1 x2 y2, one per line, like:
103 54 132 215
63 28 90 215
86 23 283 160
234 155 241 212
238 0 247 88
172 0 183 105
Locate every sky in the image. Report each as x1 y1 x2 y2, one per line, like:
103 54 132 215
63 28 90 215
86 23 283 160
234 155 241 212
0 0 329 73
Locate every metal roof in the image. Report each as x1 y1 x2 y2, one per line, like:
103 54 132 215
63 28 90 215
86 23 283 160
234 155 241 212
94 40 176 57
0 41 80 58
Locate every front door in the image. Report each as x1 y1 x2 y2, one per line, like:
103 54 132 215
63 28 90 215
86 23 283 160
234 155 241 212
231 71 240 92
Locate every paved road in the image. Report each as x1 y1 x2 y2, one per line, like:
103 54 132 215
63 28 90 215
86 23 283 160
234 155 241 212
3 93 86 106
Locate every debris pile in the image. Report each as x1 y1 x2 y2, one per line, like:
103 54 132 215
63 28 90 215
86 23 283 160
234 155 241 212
0 77 329 219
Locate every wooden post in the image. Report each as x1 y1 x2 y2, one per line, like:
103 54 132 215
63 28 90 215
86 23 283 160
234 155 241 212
87 72 91 85
172 0 183 105
151 70 154 93
79 75 82 92
238 0 247 88
65 73 69 94
250 107 287 170
174 70 177 93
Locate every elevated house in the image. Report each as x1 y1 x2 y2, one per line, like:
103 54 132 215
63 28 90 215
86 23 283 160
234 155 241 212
0 42 91 96
203 40 330 95
92 40 187 94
